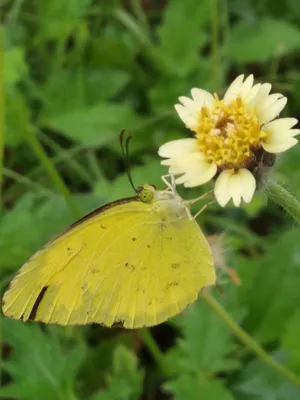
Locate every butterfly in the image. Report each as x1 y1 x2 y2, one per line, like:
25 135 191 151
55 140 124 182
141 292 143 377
2 177 215 329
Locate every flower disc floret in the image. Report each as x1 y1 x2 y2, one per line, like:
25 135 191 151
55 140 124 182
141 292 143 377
195 96 264 169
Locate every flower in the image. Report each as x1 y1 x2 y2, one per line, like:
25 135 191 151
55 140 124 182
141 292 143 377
159 74 299 207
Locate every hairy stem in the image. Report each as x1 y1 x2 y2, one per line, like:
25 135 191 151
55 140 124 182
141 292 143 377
266 178 300 224
202 291 300 387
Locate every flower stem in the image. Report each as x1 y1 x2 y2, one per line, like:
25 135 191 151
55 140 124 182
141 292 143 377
25 129 82 219
266 178 300 224
202 291 300 388
211 0 220 90
0 25 4 204
140 329 170 377
40 132 94 187
3 167 54 197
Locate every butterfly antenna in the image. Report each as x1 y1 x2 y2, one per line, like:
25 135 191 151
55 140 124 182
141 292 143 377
120 129 127 160
119 129 137 192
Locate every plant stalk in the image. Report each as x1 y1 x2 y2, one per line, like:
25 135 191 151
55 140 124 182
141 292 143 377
0 25 4 204
266 178 300 224
140 329 170 377
202 291 300 388
25 129 81 219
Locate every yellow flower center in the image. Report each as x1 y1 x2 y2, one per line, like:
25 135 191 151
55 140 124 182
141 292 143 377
195 96 266 168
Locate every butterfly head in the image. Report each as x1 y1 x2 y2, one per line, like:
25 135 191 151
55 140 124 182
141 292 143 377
136 184 157 203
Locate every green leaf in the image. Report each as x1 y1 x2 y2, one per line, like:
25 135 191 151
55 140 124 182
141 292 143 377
167 293 242 375
0 319 85 400
90 345 144 400
281 310 300 374
164 373 236 400
0 193 100 270
41 70 86 118
4 47 28 87
5 88 30 147
85 69 130 104
81 333 135 395
42 102 140 147
242 229 300 343
149 58 212 109
225 18 300 63
88 37 137 70
36 0 92 40
235 353 300 400
41 68 130 119
157 0 209 74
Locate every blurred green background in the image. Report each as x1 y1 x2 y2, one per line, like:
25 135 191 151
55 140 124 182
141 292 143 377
1 0 300 399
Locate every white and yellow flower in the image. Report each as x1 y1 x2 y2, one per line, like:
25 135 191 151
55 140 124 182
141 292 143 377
159 74 299 207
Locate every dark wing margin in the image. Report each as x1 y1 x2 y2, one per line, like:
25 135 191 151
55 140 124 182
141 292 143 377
46 196 140 246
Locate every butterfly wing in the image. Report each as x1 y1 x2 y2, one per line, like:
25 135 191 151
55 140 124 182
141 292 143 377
3 195 215 328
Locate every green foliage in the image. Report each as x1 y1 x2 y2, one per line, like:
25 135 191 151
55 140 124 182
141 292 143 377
225 18 300 63
1 0 300 399
0 319 85 400
157 0 210 75
0 193 100 271
281 310 300 374
165 294 242 375
90 345 144 400
239 229 300 342
235 355 300 399
164 373 235 400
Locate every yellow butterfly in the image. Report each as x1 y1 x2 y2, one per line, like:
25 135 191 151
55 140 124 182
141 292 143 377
2 177 215 329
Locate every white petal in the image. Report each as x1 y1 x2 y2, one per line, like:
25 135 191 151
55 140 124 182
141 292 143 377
288 129 300 137
243 83 261 104
262 118 299 150
178 96 198 110
262 122 299 152
229 174 243 207
190 88 214 109
176 162 217 187
262 138 298 153
263 117 298 132
167 152 208 174
256 93 282 110
223 75 245 103
249 83 272 107
158 139 198 158
224 75 262 105
174 104 198 128
214 169 256 207
254 93 282 117
258 97 287 124
238 169 256 203
214 170 232 206
239 74 254 97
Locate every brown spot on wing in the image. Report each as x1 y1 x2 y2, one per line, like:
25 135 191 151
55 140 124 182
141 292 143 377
125 263 135 272
112 320 124 328
166 281 179 290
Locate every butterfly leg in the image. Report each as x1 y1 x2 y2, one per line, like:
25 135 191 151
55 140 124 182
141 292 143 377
161 174 176 192
191 199 216 220
184 190 214 206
